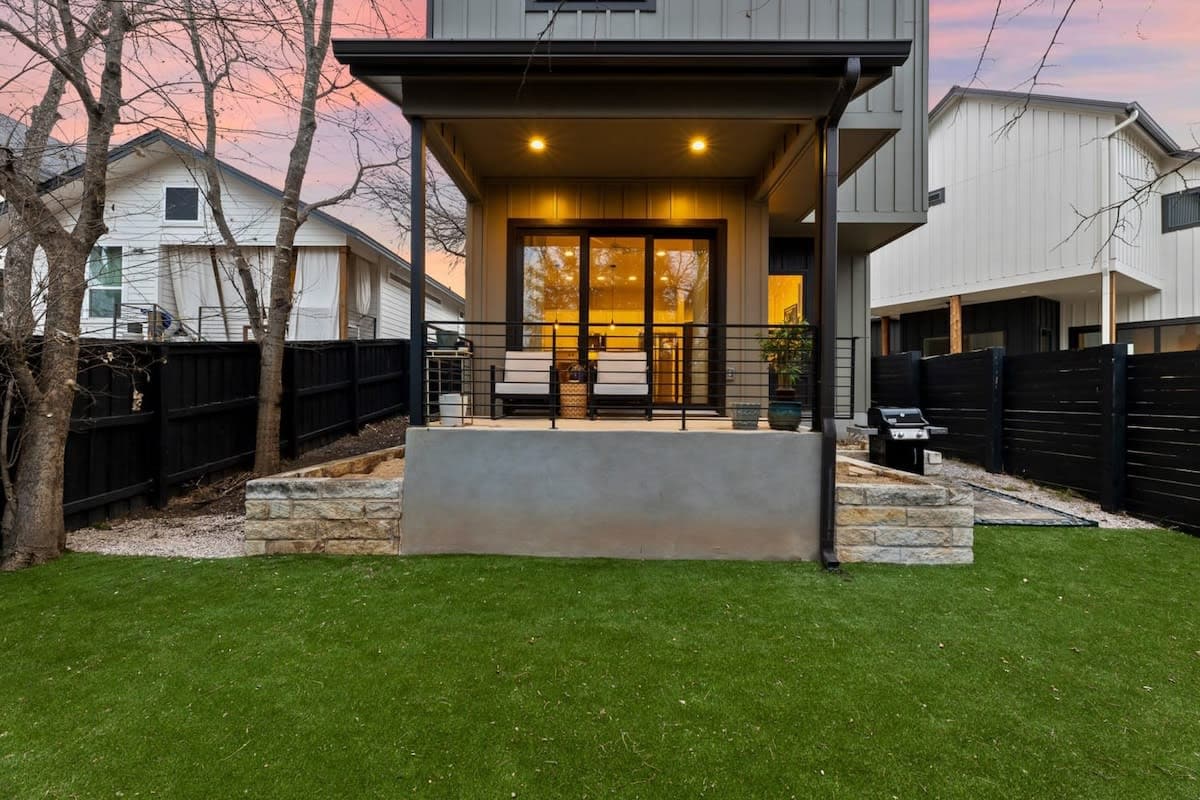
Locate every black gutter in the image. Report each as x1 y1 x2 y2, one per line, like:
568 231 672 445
333 38 910 78
816 57 862 569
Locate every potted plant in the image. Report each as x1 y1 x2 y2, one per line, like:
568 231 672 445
759 325 812 431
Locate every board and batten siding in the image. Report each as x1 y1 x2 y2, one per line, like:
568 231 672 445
430 0 928 221
872 98 1119 309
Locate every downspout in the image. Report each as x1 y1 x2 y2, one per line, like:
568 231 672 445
1100 108 1138 345
817 58 861 569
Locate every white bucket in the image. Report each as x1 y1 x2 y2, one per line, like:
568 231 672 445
439 393 465 427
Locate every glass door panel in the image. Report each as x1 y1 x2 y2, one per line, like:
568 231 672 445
588 236 646 356
653 239 711 406
521 235 580 361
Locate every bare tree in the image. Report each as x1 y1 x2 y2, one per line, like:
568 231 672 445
364 164 468 262
0 0 130 569
168 0 408 476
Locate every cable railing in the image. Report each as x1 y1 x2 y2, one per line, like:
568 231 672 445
422 320 857 430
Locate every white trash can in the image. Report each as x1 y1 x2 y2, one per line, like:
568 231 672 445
439 393 465 427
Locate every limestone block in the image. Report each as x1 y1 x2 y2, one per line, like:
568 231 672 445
289 499 366 520
245 501 270 520
947 487 975 506
365 500 403 519
325 539 400 556
836 545 891 563
874 528 954 546
319 480 401 499
889 547 973 565
907 506 975 527
266 500 292 518
863 485 948 507
948 527 975 547
836 527 877 546
836 486 867 505
265 539 326 555
835 506 907 526
244 519 322 541
243 539 267 556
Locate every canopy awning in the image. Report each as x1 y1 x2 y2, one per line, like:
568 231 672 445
334 38 911 218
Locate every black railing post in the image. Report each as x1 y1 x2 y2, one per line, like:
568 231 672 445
681 324 692 431
984 347 1005 474
349 339 361 434
550 324 557 430
152 344 171 509
1100 343 1129 512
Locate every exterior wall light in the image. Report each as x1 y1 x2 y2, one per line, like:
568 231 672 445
529 137 547 152
689 137 707 154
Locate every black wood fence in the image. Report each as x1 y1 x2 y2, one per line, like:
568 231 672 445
17 339 408 530
872 345 1200 536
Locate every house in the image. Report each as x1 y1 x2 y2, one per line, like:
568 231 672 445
871 87 1200 356
333 0 929 563
1 128 464 342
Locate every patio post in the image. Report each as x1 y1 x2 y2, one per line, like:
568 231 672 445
408 115 427 425
815 58 861 568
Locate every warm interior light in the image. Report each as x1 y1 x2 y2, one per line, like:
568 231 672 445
563 248 575 257
627 276 637 282
529 136 547 152
660 275 669 282
655 250 667 257
689 137 707 154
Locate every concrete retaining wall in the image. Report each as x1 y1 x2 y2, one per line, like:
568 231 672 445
401 428 823 560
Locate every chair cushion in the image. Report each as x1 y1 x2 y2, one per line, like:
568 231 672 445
596 351 647 385
502 351 553 386
592 383 647 396
495 381 550 396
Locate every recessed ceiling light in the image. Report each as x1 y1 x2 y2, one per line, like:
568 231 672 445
655 250 667 257
529 136 547 152
689 137 707 154
563 248 575 258
627 276 637 282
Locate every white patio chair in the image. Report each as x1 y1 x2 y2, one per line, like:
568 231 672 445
589 351 652 420
490 351 556 418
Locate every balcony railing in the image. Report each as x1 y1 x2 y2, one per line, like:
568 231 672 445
422 321 857 429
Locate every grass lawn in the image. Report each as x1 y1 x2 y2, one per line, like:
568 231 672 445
1 527 1198 799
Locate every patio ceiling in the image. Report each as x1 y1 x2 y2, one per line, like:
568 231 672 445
335 38 911 214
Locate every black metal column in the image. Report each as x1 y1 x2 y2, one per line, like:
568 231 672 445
408 116 427 425
816 58 861 568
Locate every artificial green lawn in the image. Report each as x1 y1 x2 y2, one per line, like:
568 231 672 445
1 527 1198 799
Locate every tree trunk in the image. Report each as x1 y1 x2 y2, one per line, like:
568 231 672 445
0 394 74 569
253 332 285 476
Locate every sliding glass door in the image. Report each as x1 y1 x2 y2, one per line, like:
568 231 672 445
514 227 719 409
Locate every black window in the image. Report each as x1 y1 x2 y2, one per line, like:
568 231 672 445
929 187 946 207
165 186 200 222
526 0 655 9
1163 188 1200 233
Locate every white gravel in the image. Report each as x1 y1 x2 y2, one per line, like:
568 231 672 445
937 458 1157 530
67 513 244 558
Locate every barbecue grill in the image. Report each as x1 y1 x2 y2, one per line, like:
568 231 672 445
853 407 947 475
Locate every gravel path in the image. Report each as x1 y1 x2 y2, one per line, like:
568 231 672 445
937 459 1157 530
68 513 244 559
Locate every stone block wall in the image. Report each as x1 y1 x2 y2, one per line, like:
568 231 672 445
244 447 403 556
836 458 974 565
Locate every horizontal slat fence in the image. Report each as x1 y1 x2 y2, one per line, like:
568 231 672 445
8 339 409 530
1002 349 1107 500
1125 353 1200 535
922 348 1003 471
871 345 1200 534
870 351 920 408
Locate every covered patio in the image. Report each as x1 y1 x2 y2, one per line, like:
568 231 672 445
334 37 913 563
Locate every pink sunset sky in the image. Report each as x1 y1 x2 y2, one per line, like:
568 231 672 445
6 1 1199 294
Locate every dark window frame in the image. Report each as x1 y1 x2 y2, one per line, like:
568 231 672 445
525 0 655 10
164 185 201 223
1068 315 1200 353
1162 186 1200 233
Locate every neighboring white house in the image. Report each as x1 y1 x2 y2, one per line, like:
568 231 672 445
871 87 1200 356
2 128 464 342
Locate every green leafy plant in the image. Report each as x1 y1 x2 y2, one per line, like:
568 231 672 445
759 325 813 389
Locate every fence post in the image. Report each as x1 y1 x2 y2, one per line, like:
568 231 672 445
984 347 1005 474
349 340 361 434
152 344 171 509
285 346 302 460
1100 343 1128 512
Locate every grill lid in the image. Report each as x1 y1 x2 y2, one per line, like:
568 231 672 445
868 406 930 428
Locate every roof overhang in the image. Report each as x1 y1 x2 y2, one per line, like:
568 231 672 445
335 38 911 217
